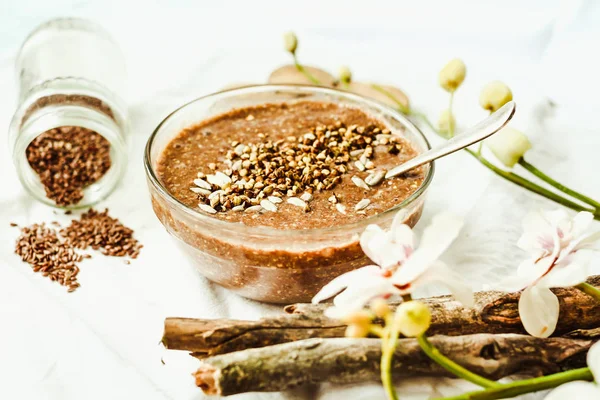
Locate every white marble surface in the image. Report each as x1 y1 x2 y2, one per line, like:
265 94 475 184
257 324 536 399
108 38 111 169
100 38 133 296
1 1 600 399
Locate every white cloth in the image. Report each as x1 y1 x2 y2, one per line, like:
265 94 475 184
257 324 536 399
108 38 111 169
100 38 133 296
1 1 599 399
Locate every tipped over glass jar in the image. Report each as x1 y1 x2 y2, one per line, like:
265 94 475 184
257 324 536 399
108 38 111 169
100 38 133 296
8 18 128 208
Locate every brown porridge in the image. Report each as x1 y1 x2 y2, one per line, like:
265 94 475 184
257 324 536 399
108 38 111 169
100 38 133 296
158 101 424 229
152 100 427 303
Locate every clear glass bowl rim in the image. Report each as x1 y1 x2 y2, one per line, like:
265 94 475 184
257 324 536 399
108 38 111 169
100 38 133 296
144 84 434 238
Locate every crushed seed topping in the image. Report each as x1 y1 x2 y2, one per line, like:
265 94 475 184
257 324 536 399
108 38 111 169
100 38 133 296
352 176 370 191
191 122 404 213
355 199 371 211
365 170 386 186
190 187 211 196
287 197 308 209
199 204 218 214
268 196 283 204
300 192 313 202
335 204 347 215
260 199 278 212
193 178 212 190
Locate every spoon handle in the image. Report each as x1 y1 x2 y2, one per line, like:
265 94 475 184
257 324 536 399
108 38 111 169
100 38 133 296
385 101 516 179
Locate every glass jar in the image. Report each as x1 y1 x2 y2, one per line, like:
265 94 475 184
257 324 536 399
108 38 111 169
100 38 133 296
8 18 128 208
145 85 434 303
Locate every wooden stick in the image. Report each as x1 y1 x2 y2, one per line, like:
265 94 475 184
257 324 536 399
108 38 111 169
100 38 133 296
193 333 596 396
164 276 600 357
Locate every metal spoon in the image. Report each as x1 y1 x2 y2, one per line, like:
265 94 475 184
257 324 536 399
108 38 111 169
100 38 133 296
385 101 516 179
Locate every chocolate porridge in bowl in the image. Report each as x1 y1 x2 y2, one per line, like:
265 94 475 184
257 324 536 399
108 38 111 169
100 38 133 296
145 85 433 303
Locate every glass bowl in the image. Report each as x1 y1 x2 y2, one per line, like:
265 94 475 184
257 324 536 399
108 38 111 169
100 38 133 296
144 85 434 304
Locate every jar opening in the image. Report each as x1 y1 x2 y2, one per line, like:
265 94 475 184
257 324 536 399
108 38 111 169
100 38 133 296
25 126 112 207
11 103 127 208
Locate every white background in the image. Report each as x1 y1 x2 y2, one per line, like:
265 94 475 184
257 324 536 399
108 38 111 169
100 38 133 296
1 1 599 399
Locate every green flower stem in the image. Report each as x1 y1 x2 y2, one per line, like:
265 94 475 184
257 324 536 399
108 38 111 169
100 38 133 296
369 325 386 338
576 282 600 302
381 315 400 400
370 84 410 114
409 111 444 137
367 91 599 217
434 367 593 400
466 149 600 218
519 158 600 210
292 55 321 85
448 92 455 138
416 334 500 389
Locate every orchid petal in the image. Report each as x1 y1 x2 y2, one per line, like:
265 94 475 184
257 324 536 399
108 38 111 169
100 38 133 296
312 265 382 304
544 209 570 227
496 274 531 292
540 253 591 288
323 305 354 320
518 286 559 338
588 341 600 381
572 231 600 252
359 225 389 266
410 261 474 307
390 210 409 233
518 211 552 252
393 224 415 250
332 277 398 312
571 211 594 237
418 212 464 255
543 381 600 400
518 209 569 256
498 255 555 292
392 213 463 286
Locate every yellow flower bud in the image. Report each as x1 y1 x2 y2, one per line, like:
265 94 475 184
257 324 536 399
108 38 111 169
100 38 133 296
439 59 466 93
479 81 513 112
437 109 456 135
345 323 370 338
485 127 532 168
340 309 373 327
394 301 431 337
283 32 298 54
339 66 352 84
369 298 390 318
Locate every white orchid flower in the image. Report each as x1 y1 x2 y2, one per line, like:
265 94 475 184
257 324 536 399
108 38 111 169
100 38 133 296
544 341 600 399
312 211 474 319
500 209 600 338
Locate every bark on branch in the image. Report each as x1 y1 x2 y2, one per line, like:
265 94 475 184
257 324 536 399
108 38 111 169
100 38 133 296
193 333 596 396
163 276 600 357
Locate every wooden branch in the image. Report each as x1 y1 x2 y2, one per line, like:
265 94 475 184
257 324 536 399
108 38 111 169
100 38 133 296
164 276 600 357
193 333 596 396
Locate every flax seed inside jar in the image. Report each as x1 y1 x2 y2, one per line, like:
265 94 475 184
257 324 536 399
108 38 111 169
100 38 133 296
146 86 433 303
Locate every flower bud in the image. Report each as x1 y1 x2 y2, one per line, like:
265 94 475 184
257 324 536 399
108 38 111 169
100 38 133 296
437 109 455 135
345 323 370 338
340 309 373 327
283 32 298 54
339 66 352 85
485 127 532 168
394 301 431 337
479 81 513 112
439 59 466 93
370 298 390 318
